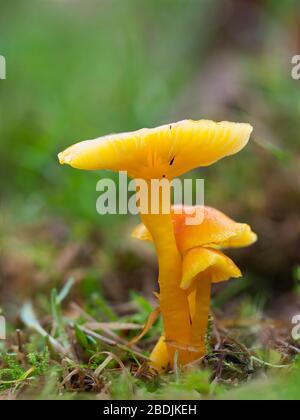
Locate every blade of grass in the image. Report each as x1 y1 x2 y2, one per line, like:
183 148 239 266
78 326 149 361
57 277 75 304
20 302 68 356
129 307 160 345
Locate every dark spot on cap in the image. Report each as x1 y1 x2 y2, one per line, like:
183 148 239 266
169 157 175 166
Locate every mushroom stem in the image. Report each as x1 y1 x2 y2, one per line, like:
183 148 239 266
151 290 199 372
190 274 212 358
188 289 197 319
149 335 169 373
140 190 192 368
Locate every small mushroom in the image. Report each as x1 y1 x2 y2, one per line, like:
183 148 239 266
58 119 253 367
133 205 257 370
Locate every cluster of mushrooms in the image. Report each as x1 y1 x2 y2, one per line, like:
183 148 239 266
59 119 257 373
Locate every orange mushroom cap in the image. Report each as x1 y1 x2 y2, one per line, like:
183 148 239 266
181 247 242 290
132 205 257 254
133 205 256 290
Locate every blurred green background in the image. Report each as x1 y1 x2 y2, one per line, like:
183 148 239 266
0 0 299 313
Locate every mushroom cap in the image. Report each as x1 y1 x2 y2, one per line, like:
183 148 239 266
181 247 242 290
58 119 253 179
132 205 257 254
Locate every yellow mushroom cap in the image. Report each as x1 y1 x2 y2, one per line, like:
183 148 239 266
181 247 242 290
132 205 257 254
58 119 253 179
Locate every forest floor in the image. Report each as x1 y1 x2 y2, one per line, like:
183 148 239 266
0 217 300 400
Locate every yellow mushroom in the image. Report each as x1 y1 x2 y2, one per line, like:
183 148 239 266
58 119 253 368
133 205 257 370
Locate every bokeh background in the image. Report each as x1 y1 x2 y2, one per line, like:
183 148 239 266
0 0 299 324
